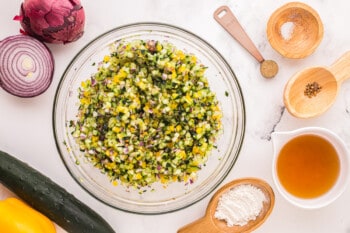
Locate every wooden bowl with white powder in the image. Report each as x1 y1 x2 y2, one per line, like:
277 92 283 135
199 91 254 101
177 178 275 233
266 2 323 59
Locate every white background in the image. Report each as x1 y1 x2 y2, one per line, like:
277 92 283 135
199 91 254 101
1 0 350 232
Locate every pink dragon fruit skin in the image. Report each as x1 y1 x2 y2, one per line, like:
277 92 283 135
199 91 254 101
19 0 85 44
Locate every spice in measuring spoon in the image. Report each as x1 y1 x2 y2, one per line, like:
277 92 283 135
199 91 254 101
260 60 279 79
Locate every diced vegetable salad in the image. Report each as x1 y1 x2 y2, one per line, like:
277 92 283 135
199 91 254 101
71 39 223 189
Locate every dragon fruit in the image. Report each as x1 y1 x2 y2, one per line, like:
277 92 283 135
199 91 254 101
16 0 85 44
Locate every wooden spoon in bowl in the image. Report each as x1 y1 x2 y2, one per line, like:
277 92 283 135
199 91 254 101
177 178 275 233
284 51 350 118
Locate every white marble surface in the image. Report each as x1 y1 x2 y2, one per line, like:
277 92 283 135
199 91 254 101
1 0 350 232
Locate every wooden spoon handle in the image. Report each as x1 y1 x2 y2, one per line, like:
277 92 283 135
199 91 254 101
177 216 221 233
214 5 264 63
329 51 350 84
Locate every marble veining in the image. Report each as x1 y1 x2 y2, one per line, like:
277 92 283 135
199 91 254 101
0 0 350 232
260 106 286 141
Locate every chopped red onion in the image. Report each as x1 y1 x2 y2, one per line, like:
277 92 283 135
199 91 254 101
0 35 54 97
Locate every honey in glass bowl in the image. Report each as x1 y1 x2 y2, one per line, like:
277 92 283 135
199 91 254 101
276 134 340 199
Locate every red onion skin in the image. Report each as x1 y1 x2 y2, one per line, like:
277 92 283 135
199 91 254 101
19 0 85 44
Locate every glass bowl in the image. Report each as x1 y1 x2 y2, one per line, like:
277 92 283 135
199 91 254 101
53 22 245 214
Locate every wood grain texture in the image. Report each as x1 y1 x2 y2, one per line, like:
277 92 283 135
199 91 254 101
267 2 323 59
177 178 275 233
284 51 350 118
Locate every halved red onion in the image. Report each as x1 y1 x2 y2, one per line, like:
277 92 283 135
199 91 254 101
0 35 54 97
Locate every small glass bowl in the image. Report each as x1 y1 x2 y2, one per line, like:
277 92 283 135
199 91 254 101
53 23 245 214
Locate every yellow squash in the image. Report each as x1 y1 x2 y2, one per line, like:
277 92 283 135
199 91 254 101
0 197 56 233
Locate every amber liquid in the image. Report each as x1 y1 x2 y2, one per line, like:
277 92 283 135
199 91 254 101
277 134 340 198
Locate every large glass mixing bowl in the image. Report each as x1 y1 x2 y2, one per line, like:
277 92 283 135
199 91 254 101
53 23 245 214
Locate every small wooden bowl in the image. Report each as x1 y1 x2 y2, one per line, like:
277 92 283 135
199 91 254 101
267 2 324 59
178 178 275 233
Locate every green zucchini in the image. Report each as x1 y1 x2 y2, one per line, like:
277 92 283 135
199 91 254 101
0 150 116 233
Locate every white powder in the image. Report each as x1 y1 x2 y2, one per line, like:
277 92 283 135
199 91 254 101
214 184 266 227
280 21 295 40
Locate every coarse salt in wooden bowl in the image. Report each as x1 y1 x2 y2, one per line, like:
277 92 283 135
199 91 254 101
267 2 324 59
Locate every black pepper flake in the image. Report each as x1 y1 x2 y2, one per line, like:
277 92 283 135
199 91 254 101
304 82 322 98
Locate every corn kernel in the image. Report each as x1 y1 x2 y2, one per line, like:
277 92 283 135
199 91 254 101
176 125 182 132
176 150 186 159
156 42 162 51
135 173 142 180
160 174 168 184
171 71 177 79
112 127 121 133
137 81 147 90
183 174 189 182
192 146 200 154
80 98 90 105
184 93 193 104
140 161 146 169
190 55 197 63
103 55 110 63
196 127 204 134
81 81 88 88
177 64 186 73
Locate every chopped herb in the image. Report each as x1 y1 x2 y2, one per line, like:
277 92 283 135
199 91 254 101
225 91 229 97
69 120 75 127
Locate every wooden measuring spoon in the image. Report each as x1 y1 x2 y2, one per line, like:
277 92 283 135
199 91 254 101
214 6 278 78
284 51 350 118
177 178 275 233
